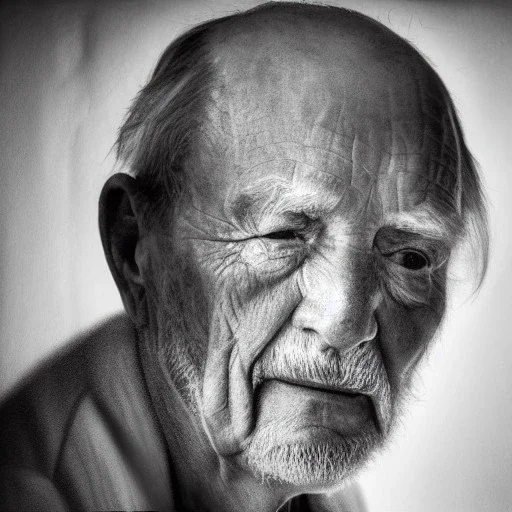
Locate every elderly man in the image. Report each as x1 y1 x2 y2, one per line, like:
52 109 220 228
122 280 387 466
0 2 487 511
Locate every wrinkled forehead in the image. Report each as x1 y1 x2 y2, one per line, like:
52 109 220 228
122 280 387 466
193 19 461 218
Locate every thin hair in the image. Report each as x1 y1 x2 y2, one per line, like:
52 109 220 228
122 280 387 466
115 19 217 225
446 98 490 291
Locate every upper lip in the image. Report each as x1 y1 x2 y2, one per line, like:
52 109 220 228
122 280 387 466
268 376 386 433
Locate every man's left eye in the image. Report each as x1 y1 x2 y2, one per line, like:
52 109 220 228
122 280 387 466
388 250 430 270
263 230 302 241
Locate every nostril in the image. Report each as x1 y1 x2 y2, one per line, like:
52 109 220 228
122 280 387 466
321 338 371 356
322 346 339 357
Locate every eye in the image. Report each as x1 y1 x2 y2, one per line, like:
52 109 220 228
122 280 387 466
391 250 430 270
263 230 302 241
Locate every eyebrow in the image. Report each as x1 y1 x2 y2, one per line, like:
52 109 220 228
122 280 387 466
230 182 463 244
383 208 463 242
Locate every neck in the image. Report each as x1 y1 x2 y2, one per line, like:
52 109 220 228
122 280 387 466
138 333 295 512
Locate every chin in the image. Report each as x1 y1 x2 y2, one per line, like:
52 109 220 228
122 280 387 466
244 425 382 489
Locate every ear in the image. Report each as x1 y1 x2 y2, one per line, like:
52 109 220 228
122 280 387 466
99 173 149 328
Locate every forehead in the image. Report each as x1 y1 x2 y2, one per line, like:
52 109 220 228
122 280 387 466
188 18 461 224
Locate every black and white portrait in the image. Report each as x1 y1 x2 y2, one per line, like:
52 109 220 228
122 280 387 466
0 1 510 511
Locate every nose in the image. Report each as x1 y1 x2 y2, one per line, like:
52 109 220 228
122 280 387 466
292 242 381 353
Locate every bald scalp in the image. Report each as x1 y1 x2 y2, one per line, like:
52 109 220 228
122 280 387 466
211 3 425 78
209 2 445 122
115 1 488 286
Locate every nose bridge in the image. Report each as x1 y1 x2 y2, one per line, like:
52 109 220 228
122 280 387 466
294 239 380 349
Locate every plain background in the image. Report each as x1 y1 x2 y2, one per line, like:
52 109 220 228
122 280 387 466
1 0 511 510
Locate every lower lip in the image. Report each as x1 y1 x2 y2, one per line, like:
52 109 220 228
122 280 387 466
255 379 376 437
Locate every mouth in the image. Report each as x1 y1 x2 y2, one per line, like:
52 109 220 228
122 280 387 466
274 377 361 396
258 377 385 434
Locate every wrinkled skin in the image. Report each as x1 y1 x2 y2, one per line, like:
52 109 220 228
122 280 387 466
130 10 463 512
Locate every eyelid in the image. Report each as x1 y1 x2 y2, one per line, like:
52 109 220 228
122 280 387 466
263 228 306 238
257 212 319 234
375 237 445 265
380 247 428 257
375 228 449 254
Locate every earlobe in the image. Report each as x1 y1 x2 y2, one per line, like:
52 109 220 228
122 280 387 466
99 173 148 327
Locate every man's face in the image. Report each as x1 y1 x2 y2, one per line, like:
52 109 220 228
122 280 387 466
147 26 462 490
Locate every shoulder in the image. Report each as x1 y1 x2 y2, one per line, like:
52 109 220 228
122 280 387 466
0 313 136 474
0 314 173 510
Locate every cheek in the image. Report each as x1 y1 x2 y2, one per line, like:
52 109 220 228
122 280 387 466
192 240 304 362
377 278 446 392
195 237 301 307
199 243 304 454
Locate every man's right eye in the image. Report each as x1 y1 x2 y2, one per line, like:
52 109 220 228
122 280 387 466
263 230 302 240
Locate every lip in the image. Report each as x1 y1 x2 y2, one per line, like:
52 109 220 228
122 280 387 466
267 377 385 433
274 377 361 396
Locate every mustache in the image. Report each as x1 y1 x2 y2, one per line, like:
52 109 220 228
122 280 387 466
252 330 393 431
